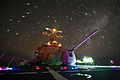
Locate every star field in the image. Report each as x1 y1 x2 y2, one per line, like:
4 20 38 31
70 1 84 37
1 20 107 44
0 0 120 61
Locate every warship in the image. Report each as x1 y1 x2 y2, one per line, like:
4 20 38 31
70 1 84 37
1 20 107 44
32 25 97 66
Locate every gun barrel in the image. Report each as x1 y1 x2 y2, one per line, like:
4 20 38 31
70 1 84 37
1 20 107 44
72 29 97 51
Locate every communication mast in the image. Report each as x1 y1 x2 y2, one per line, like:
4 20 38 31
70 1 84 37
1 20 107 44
42 24 63 47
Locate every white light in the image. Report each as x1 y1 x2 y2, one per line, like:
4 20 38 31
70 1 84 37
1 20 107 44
92 10 97 14
26 2 30 6
85 74 92 79
46 28 49 30
22 15 25 18
9 19 13 22
26 12 30 14
71 67 74 69
5 67 13 70
7 29 10 32
70 18 72 20
53 29 56 32
54 20 57 22
16 33 19 35
35 54 39 56
53 41 57 44
58 31 62 33
85 12 88 16
47 42 51 45
58 44 61 47
83 56 94 63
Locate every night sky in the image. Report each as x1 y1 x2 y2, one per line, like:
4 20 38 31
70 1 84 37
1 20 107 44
0 0 120 62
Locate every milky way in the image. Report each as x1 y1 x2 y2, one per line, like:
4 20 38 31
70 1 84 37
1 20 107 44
0 0 120 61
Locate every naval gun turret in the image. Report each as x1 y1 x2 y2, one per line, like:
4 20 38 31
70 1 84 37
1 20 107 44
61 29 98 66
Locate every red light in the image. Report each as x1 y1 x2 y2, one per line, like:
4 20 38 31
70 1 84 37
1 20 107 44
36 66 40 70
82 67 85 69
63 67 67 69
111 66 116 68
90 67 94 69
0 67 2 70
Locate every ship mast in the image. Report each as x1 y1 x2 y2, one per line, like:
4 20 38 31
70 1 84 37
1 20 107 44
42 24 63 47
